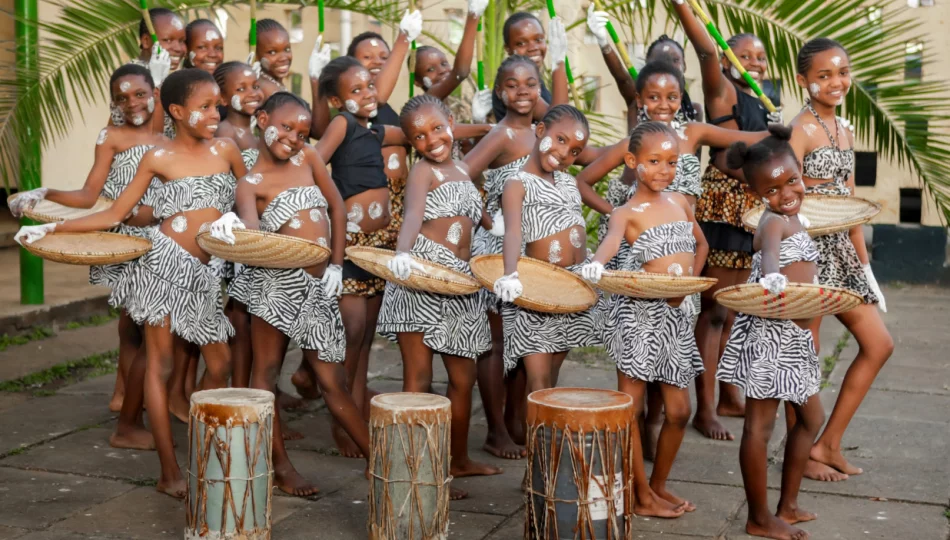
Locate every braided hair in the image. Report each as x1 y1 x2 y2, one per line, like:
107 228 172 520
646 35 685 62
318 56 364 99
257 91 310 116
212 61 251 92
797 38 847 74
644 37 698 122
726 33 758 50
725 124 795 189
399 95 451 132
111 64 154 92
493 55 541 91
541 104 589 134
183 19 220 69
503 12 542 46
256 18 287 37
627 121 677 153
347 32 389 56
160 68 215 114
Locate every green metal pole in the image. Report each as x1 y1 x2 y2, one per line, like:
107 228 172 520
16 0 44 305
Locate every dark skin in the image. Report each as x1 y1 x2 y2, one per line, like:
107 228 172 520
256 28 293 98
215 65 264 151
52 81 248 499
185 22 224 75
738 154 823 540
413 8 478 99
503 18 569 118
787 48 894 483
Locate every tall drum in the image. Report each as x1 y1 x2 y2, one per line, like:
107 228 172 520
186 388 275 540
368 393 452 540
525 388 635 540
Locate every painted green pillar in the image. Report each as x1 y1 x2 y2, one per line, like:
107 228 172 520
16 0 44 305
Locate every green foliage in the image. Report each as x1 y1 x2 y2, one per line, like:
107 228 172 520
0 327 55 352
64 307 120 330
0 349 118 392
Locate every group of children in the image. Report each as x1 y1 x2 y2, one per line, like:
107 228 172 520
10 4 894 539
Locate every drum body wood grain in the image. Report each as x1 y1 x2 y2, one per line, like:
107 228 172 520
525 388 635 540
368 393 452 540
186 388 275 540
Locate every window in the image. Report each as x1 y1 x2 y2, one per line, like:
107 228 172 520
291 73 303 95
905 40 923 80
908 0 935 6
288 10 304 44
854 151 878 187
444 9 465 46
581 76 601 111
899 188 922 223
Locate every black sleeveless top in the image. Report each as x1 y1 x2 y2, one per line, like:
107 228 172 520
707 82 779 159
329 111 388 199
375 102 400 127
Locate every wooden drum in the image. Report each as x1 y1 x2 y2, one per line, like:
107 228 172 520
525 388 635 540
368 393 452 540
186 388 275 540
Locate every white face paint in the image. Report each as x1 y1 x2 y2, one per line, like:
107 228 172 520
368 201 383 219
500 92 509 106
574 130 585 141
830 55 841 66
387 153 400 170
131 114 145 126
808 83 820 97
211 86 219 96
357 70 370 82
657 76 668 88
243 69 254 77
345 99 359 114
205 29 220 41
422 76 433 89
446 222 462 245
506 128 515 140
264 125 278 146
347 203 364 223
119 81 131 92
259 57 271 70
771 166 785 178
803 124 817 137
636 164 646 176
188 51 196 63
412 116 425 128
368 108 377 118
169 17 184 30
146 97 155 113
446 126 454 142
661 141 672 150
730 66 742 80
539 136 552 153
662 45 671 52
290 151 305 166
753 39 764 49
188 110 202 127
369 39 379 47
231 94 243 112
96 129 108 146
297 114 309 123
244 173 263 184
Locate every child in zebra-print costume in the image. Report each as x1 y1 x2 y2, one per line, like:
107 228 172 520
209 92 366 498
717 125 825 540
582 121 708 517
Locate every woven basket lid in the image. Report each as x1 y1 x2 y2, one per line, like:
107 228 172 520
742 195 881 237
470 254 598 314
196 229 329 269
6 194 114 223
595 270 717 299
345 246 480 296
20 231 151 266
714 282 863 320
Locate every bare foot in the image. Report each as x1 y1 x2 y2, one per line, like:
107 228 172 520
777 506 818 525
483 432 526 460
803 459 848 482
275 465 320 497
654 486 696 512
746 514 808 540
290 371 322 401
717 400 746 418
109 393 124 413
450 485 468 500
642 420 661 462
281 417 304 441
109 427 155 450
692 411 735 441
810 444 862 476
451 459 503 478
331 422 365 458
633 489 686 518
156 477 186 499
277 391 306 411
168 395 190 424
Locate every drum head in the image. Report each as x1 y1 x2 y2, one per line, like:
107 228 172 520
370 392 452 425
196 229 330 269
742 194 881 237
527 388 634 430
189 388 275 426
470 255 598 314
346 246 480 296
714 282 863 320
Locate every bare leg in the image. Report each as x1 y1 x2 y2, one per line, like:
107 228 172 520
716 300 748 419
290 360 322 401
355 294 384 418
522 352 557 395
305 350 369 457
776 397 823 525
505 363 528 446
650 383 695 512
442 353 502 478
142 320 185 499
109 312 141 412
693 266 738 441
167 339 196 423
642 383 664 461
335 294 369 458
479 311 524 459
110 340 154 450
228 299 253 388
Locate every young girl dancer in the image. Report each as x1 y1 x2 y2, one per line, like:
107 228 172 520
673 1 781 441
254 19 293 97
17 69 246 498
183 19 224 75
718 125 825 540
213 62 264 152
788 38 893 482
581 121 708 516
410 0 486 98
378 96 502 497
115 9 179 138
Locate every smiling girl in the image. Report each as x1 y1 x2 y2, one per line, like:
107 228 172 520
183 18 224 75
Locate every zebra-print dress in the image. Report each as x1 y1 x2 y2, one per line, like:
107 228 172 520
109 173 236 345
501 170 605 373
603 221 703 387
212 148 262 281
802 111 878 305
377 180 490 360
717 231 821 404
228 186 345 362
89 145 163 288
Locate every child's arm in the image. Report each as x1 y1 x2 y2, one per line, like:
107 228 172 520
233 172 260 231
577 178 612 216
374 31 413 105
590 208 628 264
670 1 728 104
220 138 249 179
307 146 347 267
453 124 492 140
461 128 505 179
685 123 769 155
679 193 708 275
499 176 527 276
758 215 786 277
44 128 118 208
577 140 627 186
382 126 407 146
549 63 568 110
394 165 431 254
309 82 332 139
576 138 626 166
315 115 348 162
426 13 478 100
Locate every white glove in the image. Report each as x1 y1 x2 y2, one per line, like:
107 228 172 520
246 52 262 79
471 89 493 123
468 0 489 17
493 272 523 303
862 264 886 312
148 43 171 87
547 17 568 70
767 106 783 125
759 272 788 295
308 36 332 80
399 9 423 42
322 263 343 298
586 5 610 48
798 213 811 228
581 261 605 283
14 222 57 245
9 187 48 218
209 212 245 245
488 210 505 237
387 252 425 281
346 221 362 234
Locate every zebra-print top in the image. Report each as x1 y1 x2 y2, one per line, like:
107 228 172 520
423 181 482 223
751 230 819 274
241 148 260 170
482 156 528 216
260 186 327 233
670 153 702 196
153 173 236 220
511 170 585 244
99 145 164 210
622 221 695 272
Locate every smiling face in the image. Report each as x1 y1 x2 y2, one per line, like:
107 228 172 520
415 48 451 89
112 74 154 127
797 47 851 108
534 118 588 173
496 61 541 117
724 36 767 87
257 104 311 161
405 105 455 163
352 38 391 82
223 67 263 115
328 66 378 119
170 81 221 139
624 132 680 193
751 154 805 216
187 24 224 74
505 19 546 69
636 73 683 124
148 14 187 69
256 29 293 80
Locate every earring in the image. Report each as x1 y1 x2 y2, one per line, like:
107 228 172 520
110 104 125 126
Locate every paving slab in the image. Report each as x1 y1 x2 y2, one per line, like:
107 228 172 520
0 394 114 454
0 394 29 414
14 532 114 540
0 525 28 540
627 481 745 538
0 468 133 530
56 373 114 396
843 388 950 424
0 322 118 383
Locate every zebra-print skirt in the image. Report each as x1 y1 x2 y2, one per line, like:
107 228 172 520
501 260 606 374
717 315 820 405
89 224 156 289
229 266 345 363
377 236 490 360
604 296 703 388
108 228 233 345
471 226 504 314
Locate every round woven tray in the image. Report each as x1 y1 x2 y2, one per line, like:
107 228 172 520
345 246 480 296
742 194 881 237
196 229 329 269
470 255 598 314
7 194 114 223
595 270 718 299
20 231 151 265
714 282 862 320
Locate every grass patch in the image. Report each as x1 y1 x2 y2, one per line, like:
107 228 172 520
5 446 27 457
819 331 852 389
130 478 158 487
0 326 55 352
944 507 950 519
0 349 118 393
64 308 120 330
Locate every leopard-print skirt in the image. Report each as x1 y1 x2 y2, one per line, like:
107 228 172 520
343 226 394 297
695 164 760 270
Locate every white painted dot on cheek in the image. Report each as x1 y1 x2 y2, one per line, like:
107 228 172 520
260 57 271 70
264 125 278 146
231 94 243 112
730 66 742 80
446 126 454 141
188 110 202 127
146 97 155 113
636 164 646 176
119 81 131 92
422 76 432 88
501 92 509 106
539 136 552 153
809 83 820 96
345 99 359 114
189 51 196 63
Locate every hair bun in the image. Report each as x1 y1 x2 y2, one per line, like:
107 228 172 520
767 123 793 141
725 141 750 170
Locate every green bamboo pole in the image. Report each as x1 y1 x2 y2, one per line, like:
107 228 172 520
543 0 582 109
138 0 160 53
316 0 324 36
476 19 485 90
591 0 636 79
16 0 43 305
249 0 257 59
408 0 417 98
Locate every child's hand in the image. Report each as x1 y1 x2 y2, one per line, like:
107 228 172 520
488 210 505 237
322 264 343 298
586 5 610 48
471 89 493 122
581 261 604 283
468 0 489 17
387 252 424 280
547 18 568 70
399 9 423 42
14 223 57 245
8 187 47 217
308 36 332 80
148 44 171 87
494 272 523 302
759 272 788 295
